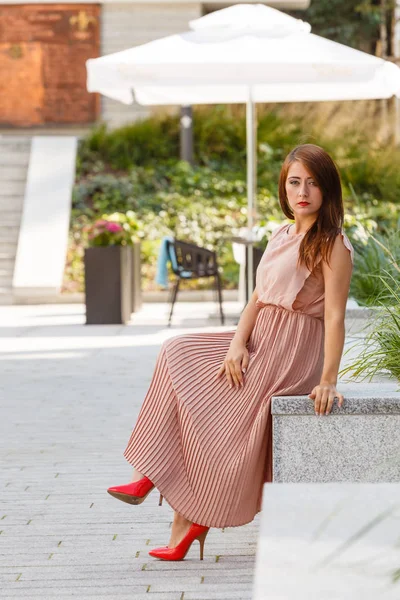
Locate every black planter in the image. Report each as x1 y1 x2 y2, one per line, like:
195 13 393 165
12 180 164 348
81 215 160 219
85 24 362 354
130 241 142 314
84 246 132 324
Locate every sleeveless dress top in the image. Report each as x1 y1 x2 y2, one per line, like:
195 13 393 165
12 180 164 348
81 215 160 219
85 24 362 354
256 222 354 320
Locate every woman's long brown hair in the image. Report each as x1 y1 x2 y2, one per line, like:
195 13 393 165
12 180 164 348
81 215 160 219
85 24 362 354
278 144 344 272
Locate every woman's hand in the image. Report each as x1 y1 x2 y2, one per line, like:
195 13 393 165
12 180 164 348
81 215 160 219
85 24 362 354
309 383 344 416
217 338 249 389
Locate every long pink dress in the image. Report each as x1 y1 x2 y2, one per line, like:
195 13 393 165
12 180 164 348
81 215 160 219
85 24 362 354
123 223 354 528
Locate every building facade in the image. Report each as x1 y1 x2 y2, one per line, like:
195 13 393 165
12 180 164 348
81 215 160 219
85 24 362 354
0 0 310 129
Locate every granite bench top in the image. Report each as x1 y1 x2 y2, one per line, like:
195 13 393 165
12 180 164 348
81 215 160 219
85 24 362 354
272 393 400 415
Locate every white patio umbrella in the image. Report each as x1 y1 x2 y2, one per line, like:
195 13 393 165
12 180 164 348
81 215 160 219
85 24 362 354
86 3 400 299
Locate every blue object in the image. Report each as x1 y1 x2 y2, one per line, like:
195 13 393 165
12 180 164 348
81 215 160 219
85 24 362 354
155 236 174 287
155 236 192 288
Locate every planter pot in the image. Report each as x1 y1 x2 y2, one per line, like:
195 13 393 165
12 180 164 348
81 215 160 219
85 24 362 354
84 246 132 324
131 241 142 313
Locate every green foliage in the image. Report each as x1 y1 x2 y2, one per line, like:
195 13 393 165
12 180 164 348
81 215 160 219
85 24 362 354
73 174 137 213
76 106 400 208
340 271 400 385
288 0 381 52
76 117 180 175
192 106 246 166
67 106 400 295
69 159 285 291
350 229 400 306
338 145 400 207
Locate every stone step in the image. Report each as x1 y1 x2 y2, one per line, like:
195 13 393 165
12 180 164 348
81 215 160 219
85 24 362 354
0 257 15 269
1 213 22 226
0 181 26 195
0 144 30 156
0 269 12 279
0 265 13 277
0 226 19 241
0 136 31 153
0 241 18 253
0 136 31 307
254 483 400 600
0 249 15 259
0 201 24 214
0 133 31 143
0 165 29 181
0 151 30 166
0 280 12 290
0 291 13 304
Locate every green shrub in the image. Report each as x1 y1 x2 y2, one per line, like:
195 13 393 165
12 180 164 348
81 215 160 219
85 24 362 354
67 106 400 295
340 271 400 386
77 117 180 175
350 230 400 306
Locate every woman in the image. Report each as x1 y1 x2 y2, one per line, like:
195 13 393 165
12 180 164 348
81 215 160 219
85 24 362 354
107 143 354 561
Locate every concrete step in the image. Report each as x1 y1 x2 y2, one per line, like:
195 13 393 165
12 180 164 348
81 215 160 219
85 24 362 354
0 290 13 304
0 151 30 166
0 265 13 278
254 483 400 600
0 248 14 261
0 284 12 293
0 226 19 241
0 200 24 213
0 165 29 181
0 249 15 259
0 136 29 299
0 241 18 253
1 213 22 226
0 144 30 156
0 134 31 143
0 181 26 196
0 257 15 269
0 136 31 152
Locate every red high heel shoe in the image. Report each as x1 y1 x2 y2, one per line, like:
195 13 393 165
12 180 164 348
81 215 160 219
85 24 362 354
148 523 210 561
107 476 163 506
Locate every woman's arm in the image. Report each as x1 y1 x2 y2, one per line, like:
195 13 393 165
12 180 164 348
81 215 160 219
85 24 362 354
217 289 260 389
309 234 353 415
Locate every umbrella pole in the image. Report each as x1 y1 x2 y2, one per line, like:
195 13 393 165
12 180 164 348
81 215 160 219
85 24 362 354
246 90 257 303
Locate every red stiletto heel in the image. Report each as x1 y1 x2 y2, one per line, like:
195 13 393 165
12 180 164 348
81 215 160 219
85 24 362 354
149 523 210 561
107 476 163 506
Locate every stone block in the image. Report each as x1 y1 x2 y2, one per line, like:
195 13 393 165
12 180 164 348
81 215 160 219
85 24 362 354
253 483 400 600
272 392 400 482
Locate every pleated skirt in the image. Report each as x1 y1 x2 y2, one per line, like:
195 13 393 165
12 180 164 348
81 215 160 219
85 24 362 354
123 303 324 528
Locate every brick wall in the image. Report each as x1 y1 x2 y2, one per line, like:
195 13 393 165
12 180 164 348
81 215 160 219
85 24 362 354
0 4 100 126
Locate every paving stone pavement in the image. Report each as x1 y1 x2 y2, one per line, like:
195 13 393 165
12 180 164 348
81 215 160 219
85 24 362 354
0 302 260 600
0 301 384 600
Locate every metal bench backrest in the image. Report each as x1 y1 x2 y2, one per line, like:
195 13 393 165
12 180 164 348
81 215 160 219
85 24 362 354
166 239 217 278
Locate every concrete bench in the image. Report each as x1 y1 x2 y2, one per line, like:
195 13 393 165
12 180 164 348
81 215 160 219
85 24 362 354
252 482 400 600
272 388 400 483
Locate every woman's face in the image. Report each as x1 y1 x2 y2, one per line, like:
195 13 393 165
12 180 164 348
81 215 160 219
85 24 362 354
285 161 323 218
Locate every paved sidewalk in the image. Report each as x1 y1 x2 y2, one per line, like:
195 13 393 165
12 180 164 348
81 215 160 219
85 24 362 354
0 301 395 600
0 302 258 600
